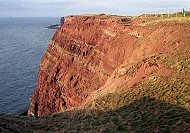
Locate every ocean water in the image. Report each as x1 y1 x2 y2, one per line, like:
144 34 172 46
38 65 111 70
0 17 59 115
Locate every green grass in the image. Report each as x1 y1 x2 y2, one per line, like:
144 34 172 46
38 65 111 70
83 76 190 132
86 75 190 111
2 96 190 132
178 11 190 16
140 16 190 26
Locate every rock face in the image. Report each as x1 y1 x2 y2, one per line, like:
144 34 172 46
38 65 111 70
28 15 135 117
28 14 190 117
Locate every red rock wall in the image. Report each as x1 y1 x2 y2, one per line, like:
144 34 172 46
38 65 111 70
28 15 137 117
28 15 190 117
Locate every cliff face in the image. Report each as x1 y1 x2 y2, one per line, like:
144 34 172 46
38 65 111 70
2 14 190 133
28 14 190 117
28 15 137 117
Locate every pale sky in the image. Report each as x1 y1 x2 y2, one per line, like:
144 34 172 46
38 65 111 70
0 0 190 17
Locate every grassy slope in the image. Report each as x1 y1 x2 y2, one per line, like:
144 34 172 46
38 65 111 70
1 97 190 133
140 17 190 26
84 42 190 132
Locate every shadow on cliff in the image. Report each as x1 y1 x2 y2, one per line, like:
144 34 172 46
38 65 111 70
1 97 190 133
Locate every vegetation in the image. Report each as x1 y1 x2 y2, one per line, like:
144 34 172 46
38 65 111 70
2 81 190 133
83 75 190 132
160 47 190 74
140 16 190 26
178 11 190 16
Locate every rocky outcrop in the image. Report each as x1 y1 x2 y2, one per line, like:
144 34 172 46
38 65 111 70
28 14 190 117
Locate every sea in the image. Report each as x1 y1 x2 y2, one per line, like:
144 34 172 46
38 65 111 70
0 17 60 115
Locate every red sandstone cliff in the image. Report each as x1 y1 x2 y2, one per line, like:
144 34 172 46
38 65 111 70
28 15 133 117
28 14 190 117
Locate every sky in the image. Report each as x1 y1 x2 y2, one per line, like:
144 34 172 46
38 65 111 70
0 0 190 17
